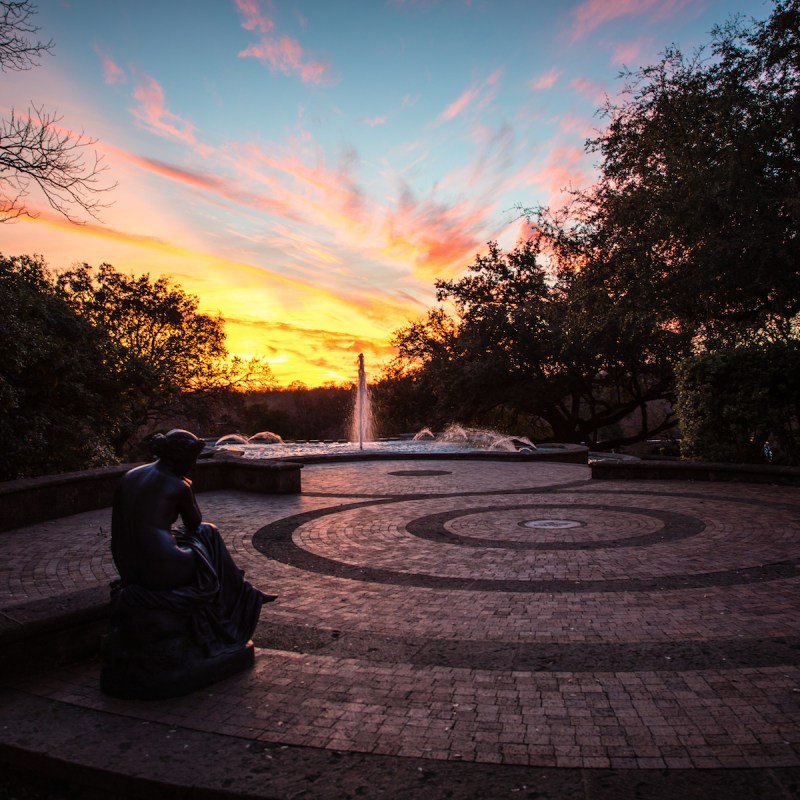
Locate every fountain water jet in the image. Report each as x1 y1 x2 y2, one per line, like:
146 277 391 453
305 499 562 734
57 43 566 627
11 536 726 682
350 353 374 449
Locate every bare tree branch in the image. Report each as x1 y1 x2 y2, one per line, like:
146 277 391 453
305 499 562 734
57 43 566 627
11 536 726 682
0 0 53 71
0 1 115 222
0 106 114 222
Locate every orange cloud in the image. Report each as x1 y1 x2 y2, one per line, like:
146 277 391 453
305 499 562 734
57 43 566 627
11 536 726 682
223 314 399 384
227 317 396 356
130 71 198 146
569 0 693 41
381 190 487 281
12 207 343 303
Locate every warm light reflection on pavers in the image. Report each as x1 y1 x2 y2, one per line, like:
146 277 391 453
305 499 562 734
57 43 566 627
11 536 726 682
3 459 800 769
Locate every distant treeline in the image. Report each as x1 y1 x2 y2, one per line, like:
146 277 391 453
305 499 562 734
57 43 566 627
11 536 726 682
236 386 356 442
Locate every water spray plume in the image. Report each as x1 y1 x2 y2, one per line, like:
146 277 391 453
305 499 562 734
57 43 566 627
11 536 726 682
351 353 374 449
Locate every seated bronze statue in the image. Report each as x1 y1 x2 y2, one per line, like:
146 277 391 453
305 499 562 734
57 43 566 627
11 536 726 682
101 429 271 699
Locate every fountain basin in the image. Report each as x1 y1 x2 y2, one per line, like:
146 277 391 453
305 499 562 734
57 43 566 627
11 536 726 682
213 439 589 465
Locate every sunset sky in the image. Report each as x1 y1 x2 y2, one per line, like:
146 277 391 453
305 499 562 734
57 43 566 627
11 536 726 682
3 0 769 386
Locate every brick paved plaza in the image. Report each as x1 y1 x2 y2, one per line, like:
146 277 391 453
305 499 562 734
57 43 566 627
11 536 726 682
1 458 799 798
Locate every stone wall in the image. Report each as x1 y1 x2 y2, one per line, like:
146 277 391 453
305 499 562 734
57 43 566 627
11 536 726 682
0 458 302 533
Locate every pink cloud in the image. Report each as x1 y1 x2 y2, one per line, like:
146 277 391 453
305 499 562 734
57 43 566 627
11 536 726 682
239 34 333 85
569 76 608 106
611 37 652 66
441 86 480 122
439 68 503 122
558 113 596 140
438 120 517 199
235 0 334 85
531 144 595 202
94 46 126 85
238 141 365 224
381 186 489 280
233 0 274 33
130 71 198 146
105 144 302 220
362 116 387 127
569 0 692 41
530 68 561 91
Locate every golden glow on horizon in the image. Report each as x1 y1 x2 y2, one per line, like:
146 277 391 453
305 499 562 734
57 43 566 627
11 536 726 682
3 212 408 387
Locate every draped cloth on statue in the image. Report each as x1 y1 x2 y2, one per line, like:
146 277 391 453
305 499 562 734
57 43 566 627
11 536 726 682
117 523 265 651
101 523 266 699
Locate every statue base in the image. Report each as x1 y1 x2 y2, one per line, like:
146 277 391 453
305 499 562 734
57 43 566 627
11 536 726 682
100 611 257 700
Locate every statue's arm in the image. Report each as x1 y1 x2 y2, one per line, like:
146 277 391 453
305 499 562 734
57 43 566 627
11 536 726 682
176 479 202 534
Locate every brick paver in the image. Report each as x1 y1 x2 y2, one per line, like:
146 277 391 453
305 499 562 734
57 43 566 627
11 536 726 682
2 458 799 776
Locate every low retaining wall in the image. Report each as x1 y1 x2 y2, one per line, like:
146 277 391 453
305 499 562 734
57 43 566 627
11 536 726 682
591 458 800 485
0 457 302 533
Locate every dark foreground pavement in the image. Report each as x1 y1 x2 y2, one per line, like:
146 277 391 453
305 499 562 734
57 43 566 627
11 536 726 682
1 459 799 798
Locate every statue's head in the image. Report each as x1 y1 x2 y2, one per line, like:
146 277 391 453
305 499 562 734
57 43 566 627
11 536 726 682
150 429 205 474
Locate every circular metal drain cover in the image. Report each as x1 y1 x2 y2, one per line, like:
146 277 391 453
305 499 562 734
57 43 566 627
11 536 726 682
523 519 582 529
388 470 453 477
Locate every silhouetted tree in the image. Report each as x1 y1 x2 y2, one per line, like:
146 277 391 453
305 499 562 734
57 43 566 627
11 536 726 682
388 241 685 445
0 254 119 479
522 0 800 346
55 263 274 456
0 1 113 221
242 386 353 440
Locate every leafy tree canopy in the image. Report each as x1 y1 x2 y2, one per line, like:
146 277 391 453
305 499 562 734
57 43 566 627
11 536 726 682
386 240 687 445
55 263 274 455
0 255 273 477
0 254 118 479
523 0 799 347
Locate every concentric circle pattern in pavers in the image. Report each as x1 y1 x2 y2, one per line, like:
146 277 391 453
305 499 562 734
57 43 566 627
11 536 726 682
4 459 800 770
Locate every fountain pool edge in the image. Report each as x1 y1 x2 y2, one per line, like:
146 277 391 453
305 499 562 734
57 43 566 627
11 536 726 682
213 442 589 466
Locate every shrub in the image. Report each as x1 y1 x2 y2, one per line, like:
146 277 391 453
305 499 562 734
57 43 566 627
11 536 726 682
675 342 800 465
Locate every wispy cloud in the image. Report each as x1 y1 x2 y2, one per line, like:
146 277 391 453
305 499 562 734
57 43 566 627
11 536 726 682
438 68 503 122
110 147 302 220
130 71 199 146
529 144 594 201
239 35 333 85
94 45 126 85
569 76 608 106
569 0 693 42
235 0 334 85
233 0 274 33
611 36 652 66
381 186 488 281
530 68 561 91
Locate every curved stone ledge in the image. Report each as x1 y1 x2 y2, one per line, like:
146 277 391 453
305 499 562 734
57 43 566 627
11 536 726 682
592 457 800 485
0 458 303 533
